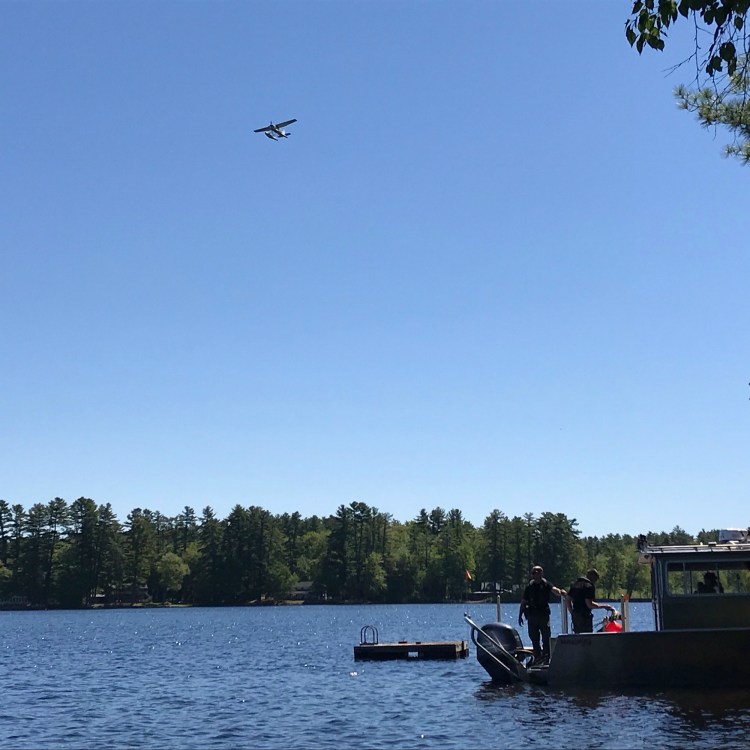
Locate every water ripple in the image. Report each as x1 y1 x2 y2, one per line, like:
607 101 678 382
1 604 749 749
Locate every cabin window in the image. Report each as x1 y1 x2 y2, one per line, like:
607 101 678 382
665 561 750 595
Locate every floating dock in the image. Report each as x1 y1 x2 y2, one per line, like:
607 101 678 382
354 640 469 660
354 625 468 660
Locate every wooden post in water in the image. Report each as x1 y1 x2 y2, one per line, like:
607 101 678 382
496 593 501 623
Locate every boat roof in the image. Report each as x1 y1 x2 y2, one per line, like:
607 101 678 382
640 541 750 563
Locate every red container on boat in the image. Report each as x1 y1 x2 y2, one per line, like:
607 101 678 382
603 619 622 633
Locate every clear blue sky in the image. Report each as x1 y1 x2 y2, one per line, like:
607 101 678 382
2 2 748 538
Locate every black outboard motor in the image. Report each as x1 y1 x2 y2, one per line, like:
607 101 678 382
476 621 523 655
475 622 528 683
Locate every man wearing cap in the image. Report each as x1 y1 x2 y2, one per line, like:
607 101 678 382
517 565 566 664
567 568 616 634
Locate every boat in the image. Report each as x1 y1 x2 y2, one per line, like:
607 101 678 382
465 530 750 688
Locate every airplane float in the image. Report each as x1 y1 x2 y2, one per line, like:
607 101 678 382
254 119 297 140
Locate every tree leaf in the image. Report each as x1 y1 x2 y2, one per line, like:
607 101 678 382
720 41 736 61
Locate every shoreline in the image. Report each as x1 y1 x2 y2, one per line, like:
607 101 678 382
0 597 649 612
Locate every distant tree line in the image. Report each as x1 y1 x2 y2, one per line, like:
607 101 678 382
0 497 717 608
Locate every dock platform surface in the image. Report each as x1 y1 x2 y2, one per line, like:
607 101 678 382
354 640 469 660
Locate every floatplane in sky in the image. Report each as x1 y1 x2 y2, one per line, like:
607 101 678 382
254 119 297 140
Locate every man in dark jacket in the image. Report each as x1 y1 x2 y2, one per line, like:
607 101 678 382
567 568 616 633
517 565 566 663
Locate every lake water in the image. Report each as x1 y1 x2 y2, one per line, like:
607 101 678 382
2 602 749 749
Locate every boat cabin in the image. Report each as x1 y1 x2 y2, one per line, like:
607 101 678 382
640 539 750 631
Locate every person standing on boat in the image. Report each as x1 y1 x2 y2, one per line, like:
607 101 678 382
517 565 566 664
567 568 616 633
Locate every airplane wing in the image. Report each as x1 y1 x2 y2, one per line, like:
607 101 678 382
275 119 297 128
254 125 273 133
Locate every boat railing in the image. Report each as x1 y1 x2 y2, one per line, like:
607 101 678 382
463 613 527 683
620 594 630 631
